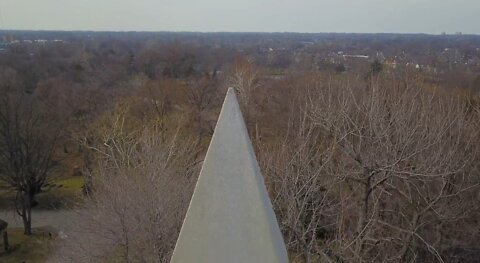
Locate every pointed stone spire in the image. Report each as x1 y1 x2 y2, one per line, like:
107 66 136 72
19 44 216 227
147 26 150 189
170 88 288 263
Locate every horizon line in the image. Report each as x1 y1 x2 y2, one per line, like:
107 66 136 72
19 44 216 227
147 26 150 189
0 29 478 36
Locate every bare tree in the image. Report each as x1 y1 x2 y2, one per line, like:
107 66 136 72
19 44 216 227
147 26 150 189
260 106 341 263
51 111 200 263
306 74 480 262
186 74 221 140
0 88 59 235
227 57 261 125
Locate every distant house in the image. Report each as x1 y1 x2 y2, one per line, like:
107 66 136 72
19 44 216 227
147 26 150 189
384 58 397 69
376 51 386 62
343 54 369 60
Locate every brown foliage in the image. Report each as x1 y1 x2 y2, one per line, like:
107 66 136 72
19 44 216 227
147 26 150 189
51 120 200 262
259 73 480 262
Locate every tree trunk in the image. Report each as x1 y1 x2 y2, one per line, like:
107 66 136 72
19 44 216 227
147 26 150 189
303 248 312 263
15 190 34 236
400 212 420 261
21 193 32 235
82 150 94 195
355 170 372 256
2 231 9 251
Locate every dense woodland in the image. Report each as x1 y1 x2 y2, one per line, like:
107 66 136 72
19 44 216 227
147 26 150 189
0 31 480 262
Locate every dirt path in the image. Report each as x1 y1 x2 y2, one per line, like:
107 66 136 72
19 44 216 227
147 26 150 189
0 209 76 231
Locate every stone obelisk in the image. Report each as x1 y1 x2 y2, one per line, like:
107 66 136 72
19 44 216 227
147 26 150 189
170 88 289 263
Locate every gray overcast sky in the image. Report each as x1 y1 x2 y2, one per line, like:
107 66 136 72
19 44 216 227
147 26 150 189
1 0 479 34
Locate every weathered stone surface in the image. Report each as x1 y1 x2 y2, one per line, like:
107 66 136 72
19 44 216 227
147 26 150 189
170 88 288 263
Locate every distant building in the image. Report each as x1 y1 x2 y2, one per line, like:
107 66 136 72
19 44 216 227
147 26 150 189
384 58 397 69
343 54 369 60
2 34 15 43
376 51 386 62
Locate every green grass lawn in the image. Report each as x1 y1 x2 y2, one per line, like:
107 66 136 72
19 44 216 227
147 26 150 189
0 227 55 263
0 175 83 262
38 176 85 209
